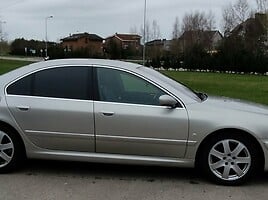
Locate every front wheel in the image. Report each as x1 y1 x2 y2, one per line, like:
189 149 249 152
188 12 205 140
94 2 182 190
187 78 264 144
200 134 261 185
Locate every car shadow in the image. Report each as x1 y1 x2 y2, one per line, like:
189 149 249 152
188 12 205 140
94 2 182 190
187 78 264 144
18 159 268 186
20 159 201 183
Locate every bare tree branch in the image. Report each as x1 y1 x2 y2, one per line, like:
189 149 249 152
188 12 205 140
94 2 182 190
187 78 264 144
129 26 138 34
152 20 161 40
182 11 216 32
222 0 251 35
234 0 250 22
222 4 237 35
140 20 161 43
172 17 181 39
255 0 268 13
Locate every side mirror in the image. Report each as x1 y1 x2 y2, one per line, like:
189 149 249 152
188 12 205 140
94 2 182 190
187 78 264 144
159 95 178 108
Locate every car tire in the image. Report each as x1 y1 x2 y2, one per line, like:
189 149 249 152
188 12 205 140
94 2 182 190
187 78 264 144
0 128 24 173
199 133 261 185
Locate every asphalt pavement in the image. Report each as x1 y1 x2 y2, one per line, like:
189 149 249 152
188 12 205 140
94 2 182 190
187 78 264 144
0 56 42 62
0 160 268 200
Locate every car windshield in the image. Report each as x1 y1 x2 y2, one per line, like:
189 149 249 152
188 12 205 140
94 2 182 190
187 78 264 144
139 67 205 101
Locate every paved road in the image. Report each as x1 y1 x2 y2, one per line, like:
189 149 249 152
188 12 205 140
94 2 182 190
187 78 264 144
0 160 268 200
0 56 42 62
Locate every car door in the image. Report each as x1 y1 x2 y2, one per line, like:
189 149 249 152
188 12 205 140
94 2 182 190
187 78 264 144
94 67 189 158
5 66 95 152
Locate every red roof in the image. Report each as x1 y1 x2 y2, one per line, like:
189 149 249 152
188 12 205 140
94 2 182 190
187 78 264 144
106 33 141 41
61 32 103 42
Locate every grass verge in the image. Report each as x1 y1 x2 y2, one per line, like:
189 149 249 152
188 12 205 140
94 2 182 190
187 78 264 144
163 71 268 105
0 59 33 74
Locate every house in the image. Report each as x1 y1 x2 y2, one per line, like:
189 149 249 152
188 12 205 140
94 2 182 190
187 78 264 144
61 32 104 56
228 13 268 54
178 30 223 53
146 39 172 51
104 33 142 58
105 33 142 50
231 13 267 36
230 13 267 45
145 39 172 60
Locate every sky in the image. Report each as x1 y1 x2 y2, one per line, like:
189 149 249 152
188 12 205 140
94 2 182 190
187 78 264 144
0 0 257 42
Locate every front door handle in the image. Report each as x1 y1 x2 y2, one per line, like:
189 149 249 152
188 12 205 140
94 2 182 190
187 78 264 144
101 111 114 116
16 106 30 111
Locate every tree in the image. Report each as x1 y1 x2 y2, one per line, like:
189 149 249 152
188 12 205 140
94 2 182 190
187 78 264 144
140 21 150 44
234 0 250 23
140 19 161 43
0 19 8 55
255 0 268 13
172 17 181 39
170 17 183 63
105 39 122 59
0 41 9 55
183 43 209 70
222 0 250 35
152 20 161 40
171 11 216 70
222 4 237 35
129 25 138 34
206 11 216 31
181 10 216 32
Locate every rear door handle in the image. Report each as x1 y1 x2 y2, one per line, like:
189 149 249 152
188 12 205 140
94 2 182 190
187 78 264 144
101 111 114 116
16 106 30 111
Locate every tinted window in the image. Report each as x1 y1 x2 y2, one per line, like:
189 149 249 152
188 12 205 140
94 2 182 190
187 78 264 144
7 66 92 100
7 75 32 95
140 67 200 101
97 67 166 106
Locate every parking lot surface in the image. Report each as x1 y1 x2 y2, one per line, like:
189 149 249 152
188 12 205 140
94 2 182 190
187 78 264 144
0 160 268 200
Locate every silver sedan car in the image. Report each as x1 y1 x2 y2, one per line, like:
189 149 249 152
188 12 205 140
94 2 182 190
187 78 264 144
0 59 267 185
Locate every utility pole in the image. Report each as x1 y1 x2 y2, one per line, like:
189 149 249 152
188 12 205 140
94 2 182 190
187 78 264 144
45 15 53 58
143 0 147 66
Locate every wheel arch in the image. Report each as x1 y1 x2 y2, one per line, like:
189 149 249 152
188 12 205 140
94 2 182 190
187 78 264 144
195 128 265 170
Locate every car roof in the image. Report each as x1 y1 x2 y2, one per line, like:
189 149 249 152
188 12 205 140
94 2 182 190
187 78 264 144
19 58 141 72
0 58 142 82
0 58 198 104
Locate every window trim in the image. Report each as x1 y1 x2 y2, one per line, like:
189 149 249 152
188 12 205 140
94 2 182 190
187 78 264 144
5 64 185 109
5 65 94 101
93 65 184 109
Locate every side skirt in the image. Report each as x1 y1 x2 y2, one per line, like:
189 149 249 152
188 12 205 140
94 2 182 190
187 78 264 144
27 150 195 168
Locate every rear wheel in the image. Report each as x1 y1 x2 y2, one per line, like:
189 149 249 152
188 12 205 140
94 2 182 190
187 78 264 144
0 129 23 172
200 134 261 185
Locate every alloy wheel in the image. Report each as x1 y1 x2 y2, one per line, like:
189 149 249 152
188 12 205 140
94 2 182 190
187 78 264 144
208 139 251 181
0 131 14 168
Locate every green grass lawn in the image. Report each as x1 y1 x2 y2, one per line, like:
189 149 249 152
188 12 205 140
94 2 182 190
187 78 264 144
163 71 268 105
0 59 267 105
0 59 33 74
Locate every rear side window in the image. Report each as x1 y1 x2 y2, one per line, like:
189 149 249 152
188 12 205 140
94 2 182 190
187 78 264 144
34 67 90 100
7 75 32 96
7 66 92 100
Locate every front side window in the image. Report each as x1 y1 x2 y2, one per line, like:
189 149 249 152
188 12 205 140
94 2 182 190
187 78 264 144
7 66 92 100
96 67 166 106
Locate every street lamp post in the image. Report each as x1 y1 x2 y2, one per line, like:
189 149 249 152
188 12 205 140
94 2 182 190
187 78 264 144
0 20 6 40
45 15 53 58
0 20 6 56
143 0 147 66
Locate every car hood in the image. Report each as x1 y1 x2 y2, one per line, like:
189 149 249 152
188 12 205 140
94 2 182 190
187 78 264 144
203 96 268 116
